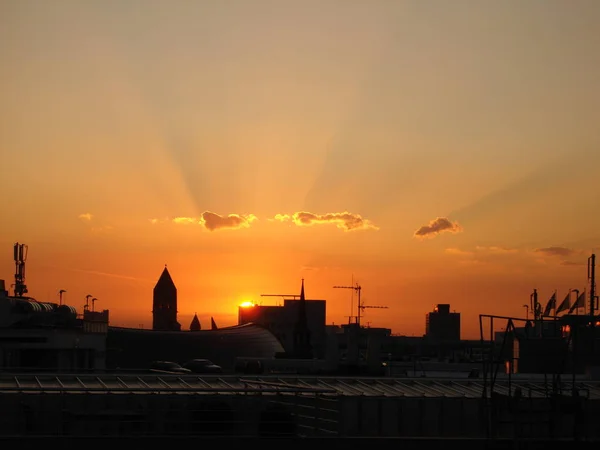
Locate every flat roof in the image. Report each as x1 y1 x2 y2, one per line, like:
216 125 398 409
1 374 599 399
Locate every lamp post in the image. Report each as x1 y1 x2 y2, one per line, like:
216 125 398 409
523 304 529 320
85 294 93 311
58 289 67 306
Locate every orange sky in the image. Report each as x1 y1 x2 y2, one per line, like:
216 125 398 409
1 1 599 338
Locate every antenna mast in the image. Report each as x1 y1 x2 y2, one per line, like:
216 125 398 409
589 254 596 318
13 242 28 297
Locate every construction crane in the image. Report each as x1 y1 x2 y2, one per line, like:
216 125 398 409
333 283 388 327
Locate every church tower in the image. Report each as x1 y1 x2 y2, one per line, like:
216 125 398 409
152 265 181 331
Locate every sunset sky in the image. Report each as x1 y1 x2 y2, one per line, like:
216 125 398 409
1 1 599 338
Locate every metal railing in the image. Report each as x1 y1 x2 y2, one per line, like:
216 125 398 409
0 389 340 437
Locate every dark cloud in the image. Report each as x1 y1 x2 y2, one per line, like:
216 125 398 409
414 217 462 238
535 247 575 257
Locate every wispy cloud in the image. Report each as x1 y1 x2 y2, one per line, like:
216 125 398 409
78 213 114 234
534 246 589 267
475 246 518 254
534 246 576 257
445 248 474 256
90 225 113 234
414 217 462 239
151 211 257 231
62 267 153 284
560 260 585 267
272 211 378 231
445 246 518 257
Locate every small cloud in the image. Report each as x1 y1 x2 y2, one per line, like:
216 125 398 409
445 248 473 256
274 211 378 231
78 213 93 222
271 214 291 222
200 211 257 231
414 217 462 238
166 212 257 231
172 217 199 225
534 246 575 257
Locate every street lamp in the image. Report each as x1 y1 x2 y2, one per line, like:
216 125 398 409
85 294 93 311
523 304 529 320
58 289 67 306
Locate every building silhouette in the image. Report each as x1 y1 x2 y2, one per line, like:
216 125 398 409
152 266 181 331
238 280 325 358
425 304 460 341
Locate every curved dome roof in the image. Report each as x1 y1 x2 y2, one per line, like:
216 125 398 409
106 323 284 370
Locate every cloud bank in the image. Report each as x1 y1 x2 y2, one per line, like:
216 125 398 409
151 211 377 232
414 217 462 238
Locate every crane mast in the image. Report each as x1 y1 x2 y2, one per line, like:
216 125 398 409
333 282 388 327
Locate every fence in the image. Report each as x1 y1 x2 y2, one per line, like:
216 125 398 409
0 390 339 438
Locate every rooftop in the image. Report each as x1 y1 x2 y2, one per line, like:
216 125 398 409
1 374 599 399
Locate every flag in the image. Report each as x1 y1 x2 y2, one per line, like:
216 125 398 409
556 291 571 314
568 291 586 314
543 292 556 316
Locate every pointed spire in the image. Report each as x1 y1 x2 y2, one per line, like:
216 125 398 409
190 313 201 331
155 265 176 290
293 278 312 358
211 316 218 330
